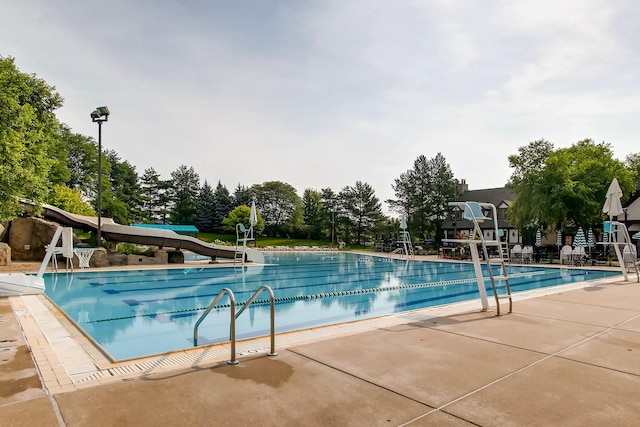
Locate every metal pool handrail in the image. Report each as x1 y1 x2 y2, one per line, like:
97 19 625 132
193 285 278 365
235 285 278 357
193 288 238 364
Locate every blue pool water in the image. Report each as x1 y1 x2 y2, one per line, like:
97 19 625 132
44 252 618 360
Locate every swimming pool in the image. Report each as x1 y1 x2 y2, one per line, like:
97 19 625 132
44 252 618 360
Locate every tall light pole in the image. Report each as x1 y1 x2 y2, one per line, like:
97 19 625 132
91 106 110 245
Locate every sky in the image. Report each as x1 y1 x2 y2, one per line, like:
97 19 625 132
2 0 639 214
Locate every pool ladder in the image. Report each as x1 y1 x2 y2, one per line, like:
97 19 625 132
193 285 278 365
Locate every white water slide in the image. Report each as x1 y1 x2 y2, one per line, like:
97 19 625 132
38 204 263 263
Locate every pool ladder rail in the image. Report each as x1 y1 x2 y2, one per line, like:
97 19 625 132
442 201 513 316
193 285 278 365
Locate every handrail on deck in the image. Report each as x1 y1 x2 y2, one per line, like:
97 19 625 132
388 247 404 259
193 288 238 364
235 285 278 357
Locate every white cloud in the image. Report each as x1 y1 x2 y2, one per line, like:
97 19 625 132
2 0 640 214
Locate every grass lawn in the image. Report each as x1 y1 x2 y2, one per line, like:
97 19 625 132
197 233 371 251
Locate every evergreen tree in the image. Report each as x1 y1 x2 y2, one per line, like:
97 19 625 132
104 150 142 224
321 188 339 245
140 167 161 223
212 181 233 232
302 188 324 239
388 153 455 239
233 184 253 207
194 181 215 232
339 181 383 246
169 165 200 224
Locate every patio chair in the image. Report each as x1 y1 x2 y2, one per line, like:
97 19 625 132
623 245 637 263
510 244 522 262
521 246 533 263
572 246 586 266
560 245 573 265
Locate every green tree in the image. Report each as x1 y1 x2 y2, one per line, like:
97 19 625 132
104 150 141 223
140 167 161 223
626 153 640 189
194 181 215 232
0 56 63 221
222 205 264 235
233 184 253 207
388 153 455 239
252 181 302 236
339 181 383 246
302 188 324 239
46 184 96 216
321 188 339 244
54 125 98 198
169 165 200 224
507 139 634 232
212 181 234 232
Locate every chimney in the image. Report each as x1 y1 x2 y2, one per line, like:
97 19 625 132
459 179 468 195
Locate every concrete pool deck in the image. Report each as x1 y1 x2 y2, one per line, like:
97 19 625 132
1 257 640 425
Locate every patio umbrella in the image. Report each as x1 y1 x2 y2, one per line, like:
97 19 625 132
587 227 595 257
535 229 542 247
249 199 258 227
556 229 562 247
602 178 624 219
574 227 587 247
400 213 407 230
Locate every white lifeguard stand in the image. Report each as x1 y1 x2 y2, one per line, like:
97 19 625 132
49 227 74 272
442 201 513 315
599 221 639 282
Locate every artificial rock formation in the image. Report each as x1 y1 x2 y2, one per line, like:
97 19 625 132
0 242 11 266
7 218 60 261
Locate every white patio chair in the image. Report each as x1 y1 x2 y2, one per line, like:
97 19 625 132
560 245 573 265
521 246 533 263
623 245 637 263
510 244 522 262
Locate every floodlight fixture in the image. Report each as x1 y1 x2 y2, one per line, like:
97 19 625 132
91 106 110 122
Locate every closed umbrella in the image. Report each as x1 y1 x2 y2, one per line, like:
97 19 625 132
574 227 587 247
602 178 624 218
249 199 258 227
249 198 258 243
535 229 542 247
400 213 407 230
587 227 595 257
556 229 562 247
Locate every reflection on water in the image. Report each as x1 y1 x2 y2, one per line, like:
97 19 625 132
44 253 618 360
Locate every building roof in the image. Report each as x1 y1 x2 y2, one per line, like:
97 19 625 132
441 187 516 230
454 187 516 206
